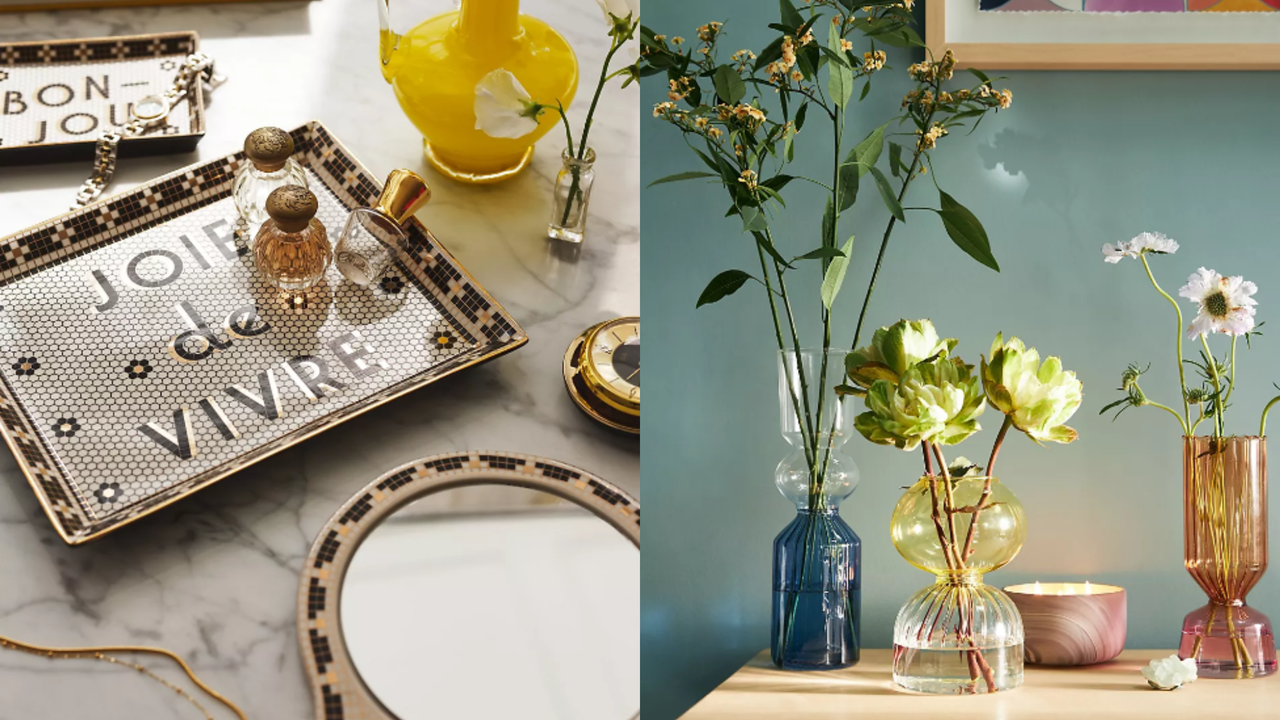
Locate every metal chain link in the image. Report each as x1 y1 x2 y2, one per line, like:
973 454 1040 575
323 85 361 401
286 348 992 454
71 53 224 210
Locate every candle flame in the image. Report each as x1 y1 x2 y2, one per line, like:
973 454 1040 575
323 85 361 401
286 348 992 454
1085 580 1092 595
1033 581 1043 595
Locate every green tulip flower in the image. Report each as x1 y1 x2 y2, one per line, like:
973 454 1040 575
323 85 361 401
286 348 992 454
844 319 958 396
854 355 985 451
981 333 1082 445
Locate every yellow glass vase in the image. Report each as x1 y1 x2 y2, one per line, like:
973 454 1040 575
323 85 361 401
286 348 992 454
889 475 1027 694
377 0 579 183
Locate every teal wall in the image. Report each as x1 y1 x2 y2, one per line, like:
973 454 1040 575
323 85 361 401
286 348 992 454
640 3 1280 719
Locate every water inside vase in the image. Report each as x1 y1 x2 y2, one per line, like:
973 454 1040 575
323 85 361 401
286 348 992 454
892 643 1024 694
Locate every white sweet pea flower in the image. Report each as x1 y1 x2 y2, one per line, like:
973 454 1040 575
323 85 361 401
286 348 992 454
1102 232 1179 264
596 0 639 23
474 69 542 139
1179 267 1258 338
1141 655 1197 690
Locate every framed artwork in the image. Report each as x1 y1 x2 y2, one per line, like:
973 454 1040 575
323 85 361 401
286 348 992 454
927 0 1280 69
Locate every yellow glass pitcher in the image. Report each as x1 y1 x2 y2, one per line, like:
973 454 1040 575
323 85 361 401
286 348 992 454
378 0 579 184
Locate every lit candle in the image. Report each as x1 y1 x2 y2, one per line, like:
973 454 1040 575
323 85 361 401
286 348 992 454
1005 582 1127 666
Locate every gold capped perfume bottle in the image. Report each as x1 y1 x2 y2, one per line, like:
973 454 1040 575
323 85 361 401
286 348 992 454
233 127 309 234
335 169 432 286
254 186 332 292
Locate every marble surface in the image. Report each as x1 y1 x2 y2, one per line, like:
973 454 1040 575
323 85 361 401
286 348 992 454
0 0 637 717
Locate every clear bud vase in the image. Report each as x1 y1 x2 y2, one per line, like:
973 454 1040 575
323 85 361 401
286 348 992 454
548 147 595 244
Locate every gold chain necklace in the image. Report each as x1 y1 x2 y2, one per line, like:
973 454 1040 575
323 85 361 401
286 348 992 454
0 634 247 719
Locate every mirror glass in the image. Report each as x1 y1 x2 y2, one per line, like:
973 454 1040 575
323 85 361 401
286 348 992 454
341 483 639 720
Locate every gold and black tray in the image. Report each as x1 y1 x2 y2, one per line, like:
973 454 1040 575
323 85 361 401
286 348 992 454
0 32 205 166
0 121 527 544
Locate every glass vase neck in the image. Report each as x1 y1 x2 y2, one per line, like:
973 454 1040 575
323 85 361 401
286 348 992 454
935 571 984 587
562 147 595 168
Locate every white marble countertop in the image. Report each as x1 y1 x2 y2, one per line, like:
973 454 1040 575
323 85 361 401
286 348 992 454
0 0 637 717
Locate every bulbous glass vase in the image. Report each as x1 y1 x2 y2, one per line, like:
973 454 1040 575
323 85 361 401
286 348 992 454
771 350 862 670
890 475 1026 694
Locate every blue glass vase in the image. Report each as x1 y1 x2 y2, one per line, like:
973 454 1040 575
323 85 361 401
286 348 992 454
771 349 862 670
772 506 861 669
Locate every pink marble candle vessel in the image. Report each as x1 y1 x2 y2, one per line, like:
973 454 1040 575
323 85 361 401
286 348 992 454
1005 582 1127 666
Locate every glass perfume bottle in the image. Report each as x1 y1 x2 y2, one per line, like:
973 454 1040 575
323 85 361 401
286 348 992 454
233 126 309 236
335 168 432 286
254 186 332 292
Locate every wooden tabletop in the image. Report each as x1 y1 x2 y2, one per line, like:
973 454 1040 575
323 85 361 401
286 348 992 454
680 649 1280 718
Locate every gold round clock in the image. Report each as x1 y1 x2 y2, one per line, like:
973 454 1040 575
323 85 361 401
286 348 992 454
563 317 640 434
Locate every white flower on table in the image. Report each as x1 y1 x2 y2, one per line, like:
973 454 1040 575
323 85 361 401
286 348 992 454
474 69 542 139
1141 655 1198 690
1179 267 1258 339
1102 231 1179 264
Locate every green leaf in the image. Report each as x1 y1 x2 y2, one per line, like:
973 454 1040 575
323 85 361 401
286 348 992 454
794 247 846 262
888 142 904 178
780 0 803 29
968 67 991 84
938 191 999 271
754 36 785 71
795 103 809 132
821 235 856 310
851 122 887 177
740 206 769 233
837 161 859 211
826 29 854 108
647 171 719 187
821 196 835 248
697 270 754 308
713 65 746 105
753 231 793 269
868 166 904 222
859 79 871 101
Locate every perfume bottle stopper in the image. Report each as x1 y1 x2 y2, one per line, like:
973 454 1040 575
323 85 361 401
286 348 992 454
244 127 295 172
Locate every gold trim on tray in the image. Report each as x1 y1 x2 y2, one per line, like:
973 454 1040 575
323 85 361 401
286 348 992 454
296 450 640 720
0 121 528 544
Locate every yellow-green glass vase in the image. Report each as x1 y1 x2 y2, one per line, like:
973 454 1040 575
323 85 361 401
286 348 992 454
377 0 579 184
889 475 1027 695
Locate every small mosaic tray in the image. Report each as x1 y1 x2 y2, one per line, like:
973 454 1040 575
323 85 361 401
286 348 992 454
0 32 205 166
0 121 527 544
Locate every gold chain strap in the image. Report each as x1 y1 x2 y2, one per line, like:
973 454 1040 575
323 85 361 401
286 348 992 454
71 52 225 210
0 634 247 719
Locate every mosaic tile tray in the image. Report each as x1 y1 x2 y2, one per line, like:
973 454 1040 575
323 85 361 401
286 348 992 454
0 32 205 166
0 121 527 544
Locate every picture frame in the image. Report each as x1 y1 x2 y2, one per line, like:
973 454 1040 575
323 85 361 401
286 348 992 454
926 0 1280 70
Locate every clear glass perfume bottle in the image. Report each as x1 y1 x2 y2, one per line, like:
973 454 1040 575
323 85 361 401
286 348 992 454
254 186 332 292
233 127 309 236
335 169 432 286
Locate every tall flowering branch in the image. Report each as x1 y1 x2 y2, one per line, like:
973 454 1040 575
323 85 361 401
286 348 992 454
638 1 1015 505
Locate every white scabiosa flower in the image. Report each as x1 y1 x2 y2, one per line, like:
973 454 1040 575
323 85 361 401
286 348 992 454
1141 655 1197 690
474 69 542 139
1179 267 1258 338
1102 232 1179 264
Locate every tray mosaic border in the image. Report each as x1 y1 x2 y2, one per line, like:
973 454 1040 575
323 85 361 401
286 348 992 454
0 31 206 165
0 121 527 544
296 450 640 720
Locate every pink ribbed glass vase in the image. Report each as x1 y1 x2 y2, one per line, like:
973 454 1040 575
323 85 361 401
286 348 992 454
1178 436 1277 679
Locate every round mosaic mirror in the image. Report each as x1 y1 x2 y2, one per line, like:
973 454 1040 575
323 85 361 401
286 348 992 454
298 451 640 720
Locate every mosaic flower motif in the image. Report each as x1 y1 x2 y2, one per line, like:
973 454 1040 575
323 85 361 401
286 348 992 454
432 330 457 349
380 275 405 294
94 482 122 504
126 359 153 379
159 59 176 71
12 356 39 376
51 417 81 438
0 70 8 82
